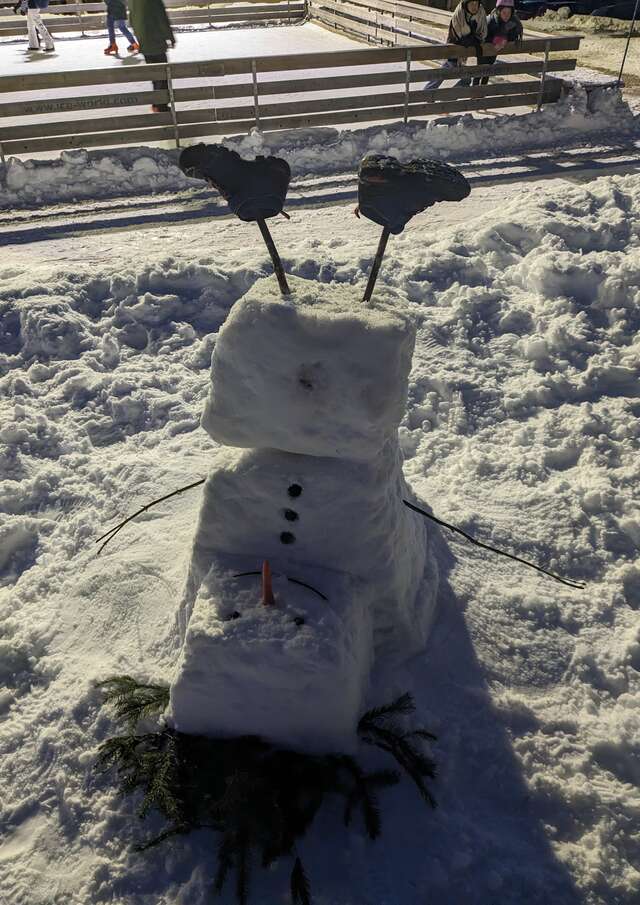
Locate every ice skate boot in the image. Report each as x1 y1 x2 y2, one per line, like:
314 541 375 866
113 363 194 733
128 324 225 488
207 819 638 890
127 41 139 53
357 154 470 234
104 42 118 55
178 144 290 222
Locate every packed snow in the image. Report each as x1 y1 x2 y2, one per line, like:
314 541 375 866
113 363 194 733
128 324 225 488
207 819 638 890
1 161 639 903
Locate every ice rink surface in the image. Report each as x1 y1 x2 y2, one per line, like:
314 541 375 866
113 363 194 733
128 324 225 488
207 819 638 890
0 22 359 76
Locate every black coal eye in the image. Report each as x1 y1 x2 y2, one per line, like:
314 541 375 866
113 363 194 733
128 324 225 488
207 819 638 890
288 484 302 498
280 532 295 545
283 509 298 522
293 616 305 627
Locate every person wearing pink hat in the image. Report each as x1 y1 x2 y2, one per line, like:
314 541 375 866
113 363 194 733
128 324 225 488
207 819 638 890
476 0 523 85
424 0 488 91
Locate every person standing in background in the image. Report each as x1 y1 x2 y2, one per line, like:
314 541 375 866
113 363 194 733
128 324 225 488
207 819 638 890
128 0 176 112
104 0 140 56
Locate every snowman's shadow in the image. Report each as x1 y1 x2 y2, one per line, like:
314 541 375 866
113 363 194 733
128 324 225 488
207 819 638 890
327 522 583 905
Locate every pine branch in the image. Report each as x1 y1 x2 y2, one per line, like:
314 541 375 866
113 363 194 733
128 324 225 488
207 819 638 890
358 694 437 808
138 734 183 822
96 676 170 730
290 857 312 905
357 693 416 731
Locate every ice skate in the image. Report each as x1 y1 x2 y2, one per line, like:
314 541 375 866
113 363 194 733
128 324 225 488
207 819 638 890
179 143 291 222
104 41 118 55
127 41 139 52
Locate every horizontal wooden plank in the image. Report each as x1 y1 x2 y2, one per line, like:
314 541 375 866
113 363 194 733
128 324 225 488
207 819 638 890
2 124 178 155
175 79 543 123
0 85 563 156
0 4 301 31
176 88 560 136
1 109 174 141
0 0 293 10
0 89 168 118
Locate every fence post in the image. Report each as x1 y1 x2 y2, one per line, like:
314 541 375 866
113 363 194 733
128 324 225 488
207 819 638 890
167 64 180 149
77 2 85 38
0 143 5 165
403 48 411 123
251 59 261 129
536 40 550 111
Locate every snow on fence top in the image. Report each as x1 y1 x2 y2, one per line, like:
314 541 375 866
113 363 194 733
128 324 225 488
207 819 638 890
0 1 582 159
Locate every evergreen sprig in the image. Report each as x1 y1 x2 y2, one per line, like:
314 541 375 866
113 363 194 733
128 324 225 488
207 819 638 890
358 693 438 807
96 675 170 730
95 678 438 905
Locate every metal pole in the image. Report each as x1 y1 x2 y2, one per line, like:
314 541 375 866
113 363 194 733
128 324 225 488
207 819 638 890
166 64 180 149
617 0 639 87
363 228 390 304
403 48 411 123
251 59 261 128
0 142 5 165
257 219 291 296
536 40 550 112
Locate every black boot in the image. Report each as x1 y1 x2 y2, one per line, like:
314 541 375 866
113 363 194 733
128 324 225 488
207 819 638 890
357 154 470 234
179 144 290 221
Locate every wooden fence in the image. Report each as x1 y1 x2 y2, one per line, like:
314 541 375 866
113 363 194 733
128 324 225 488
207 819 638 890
0 0 581 159
0 0 303 38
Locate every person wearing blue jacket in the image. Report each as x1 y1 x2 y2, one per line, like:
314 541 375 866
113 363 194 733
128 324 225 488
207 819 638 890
16 0 55 51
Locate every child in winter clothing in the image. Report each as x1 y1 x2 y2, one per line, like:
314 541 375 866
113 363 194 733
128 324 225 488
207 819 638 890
424 0 488 91
476 0 523 85
104 0 139 55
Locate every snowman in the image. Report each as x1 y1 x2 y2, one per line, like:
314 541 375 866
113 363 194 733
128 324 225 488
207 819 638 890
165 147 470 754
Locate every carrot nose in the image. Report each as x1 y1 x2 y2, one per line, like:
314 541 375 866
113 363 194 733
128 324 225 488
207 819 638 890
262 560 275 606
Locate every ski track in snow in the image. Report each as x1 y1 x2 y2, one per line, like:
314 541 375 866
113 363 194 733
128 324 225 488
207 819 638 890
0 172 639 904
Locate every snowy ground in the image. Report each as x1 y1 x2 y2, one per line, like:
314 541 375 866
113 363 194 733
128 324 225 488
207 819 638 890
1 158 639 905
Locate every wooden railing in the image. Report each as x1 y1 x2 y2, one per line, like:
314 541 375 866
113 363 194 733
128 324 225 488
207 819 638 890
0 34 581 159
0 0 303 37
0 0 582 159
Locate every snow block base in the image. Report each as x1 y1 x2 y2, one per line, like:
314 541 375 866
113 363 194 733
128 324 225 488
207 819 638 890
167 555 373 754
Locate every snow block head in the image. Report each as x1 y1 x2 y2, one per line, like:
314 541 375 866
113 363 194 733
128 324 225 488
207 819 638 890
202 275 415 460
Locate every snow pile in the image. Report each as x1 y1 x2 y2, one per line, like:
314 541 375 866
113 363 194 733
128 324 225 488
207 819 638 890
0 173 639 903
1 85 637 211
